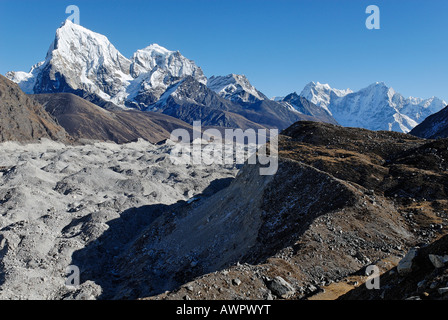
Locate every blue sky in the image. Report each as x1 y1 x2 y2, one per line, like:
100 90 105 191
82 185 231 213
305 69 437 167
0 0 447 100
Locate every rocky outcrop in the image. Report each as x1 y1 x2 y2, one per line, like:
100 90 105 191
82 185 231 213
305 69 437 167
266 277 296 299
31 93 192 144
341 234 448 300
397 248 419 275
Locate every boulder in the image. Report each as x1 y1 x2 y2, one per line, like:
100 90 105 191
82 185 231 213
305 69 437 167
397 247 419 276
266 276 295 299
428 254 448 269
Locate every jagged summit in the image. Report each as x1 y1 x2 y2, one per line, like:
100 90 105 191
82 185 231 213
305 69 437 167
131 44 206 82
50 20 131 71
126 43 207 108
206 74 267 103
300 81 353 113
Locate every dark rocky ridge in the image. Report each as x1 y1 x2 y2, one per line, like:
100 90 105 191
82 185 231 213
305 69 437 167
0 75 68 143
31 93 193 144
410 105 448 139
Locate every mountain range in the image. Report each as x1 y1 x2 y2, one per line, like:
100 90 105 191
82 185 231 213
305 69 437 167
5 20 329 131
6 20 446 134
298 81 446 133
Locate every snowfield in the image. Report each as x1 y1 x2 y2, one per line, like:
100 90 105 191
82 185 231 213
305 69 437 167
0 139 238 299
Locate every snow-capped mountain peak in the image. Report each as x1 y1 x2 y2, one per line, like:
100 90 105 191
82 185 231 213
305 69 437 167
300 81 353 114
130 44 206 83
49 20 131 73
6 21 445 133
7 20 133 105
125 44 206 108
44 20 133 104
5 61 45 94
6 20 207 109
207 74 266 103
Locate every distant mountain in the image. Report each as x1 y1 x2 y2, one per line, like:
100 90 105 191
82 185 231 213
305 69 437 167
277 92 338 125
127 44 207 109
31 93 193 144
410 104 448 139
6 20 330 130
206 74 338 124
0 75 68 143
299 81 446 133
149 76 267 129
300 81 353 114
271 96 285 102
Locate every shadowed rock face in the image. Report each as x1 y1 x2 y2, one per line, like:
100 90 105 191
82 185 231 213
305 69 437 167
410 105 448 139
0 75 68 143
31 93 193 144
